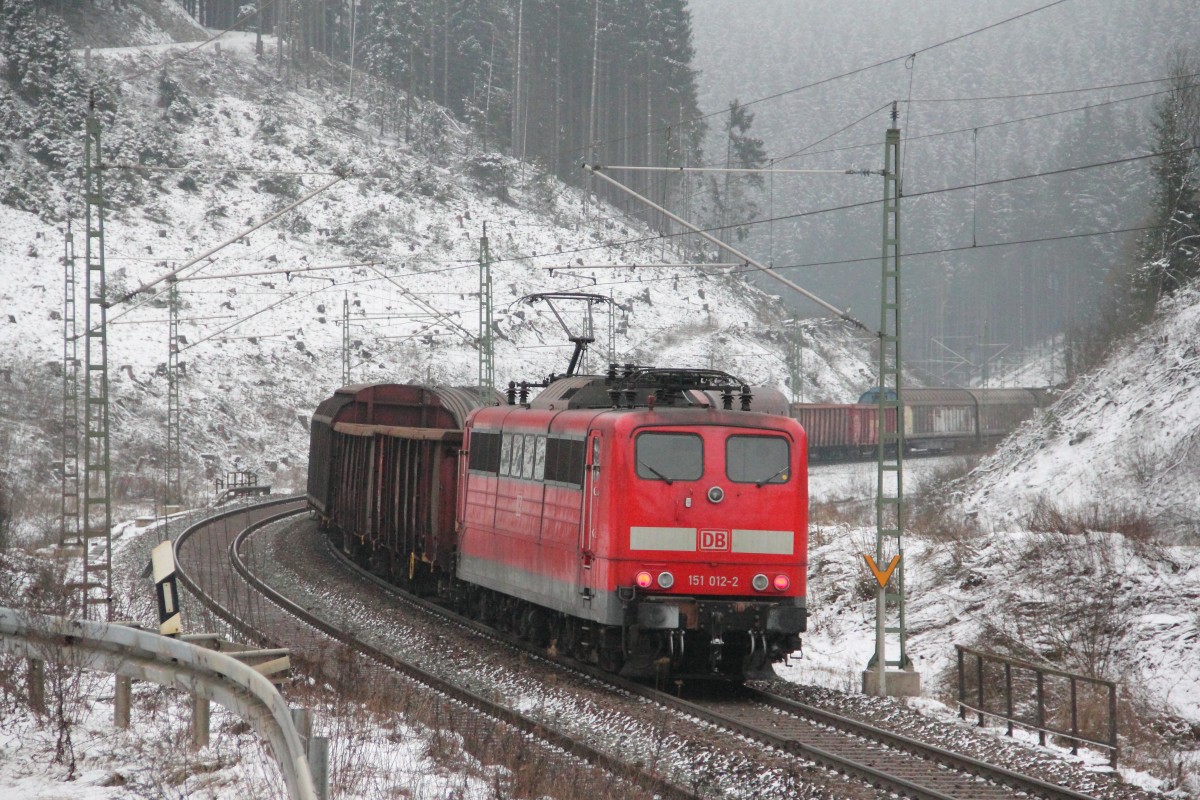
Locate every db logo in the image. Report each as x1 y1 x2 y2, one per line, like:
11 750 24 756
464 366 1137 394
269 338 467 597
699 529 730 551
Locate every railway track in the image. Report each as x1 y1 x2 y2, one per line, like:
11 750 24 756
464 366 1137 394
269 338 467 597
172 499 695 800
299 510 1129 800
175 499 1140 800
642 686 1105 800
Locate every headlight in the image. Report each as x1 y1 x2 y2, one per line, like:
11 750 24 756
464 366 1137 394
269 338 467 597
752 573 769 591
657 571 675 589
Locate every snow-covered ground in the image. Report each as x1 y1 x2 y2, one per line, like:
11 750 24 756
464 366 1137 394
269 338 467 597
3 8 1200 800
963 285 1200 541
788 456 1200 795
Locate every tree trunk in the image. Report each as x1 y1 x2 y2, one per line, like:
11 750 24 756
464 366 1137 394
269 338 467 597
512 0 524 160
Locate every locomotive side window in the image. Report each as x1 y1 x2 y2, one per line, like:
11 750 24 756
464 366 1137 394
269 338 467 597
533 436 547 480
468 431 502 473
499 433 514 476
727 435 790 484
509 435 525 477
522 434 537 479
636 433 703 482
564 440 586 485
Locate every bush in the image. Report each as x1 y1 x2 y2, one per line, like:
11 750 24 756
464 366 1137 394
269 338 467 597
0 469 10 554
1025 497 1159 542
466 153 511 203
907 456 980 538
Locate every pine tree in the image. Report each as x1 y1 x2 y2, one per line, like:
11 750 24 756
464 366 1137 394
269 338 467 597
1138 50 1200 305
712 99 767 243
1 0 91 167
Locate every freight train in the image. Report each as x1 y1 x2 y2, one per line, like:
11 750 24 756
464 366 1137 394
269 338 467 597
792 387 1051 461
307 366 809 681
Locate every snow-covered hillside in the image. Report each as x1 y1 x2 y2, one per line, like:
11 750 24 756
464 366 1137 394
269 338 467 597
0 28 876 539
962 284 1200 539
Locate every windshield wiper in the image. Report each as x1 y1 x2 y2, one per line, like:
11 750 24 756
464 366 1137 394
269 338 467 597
638 460 674 485
755 465 789 488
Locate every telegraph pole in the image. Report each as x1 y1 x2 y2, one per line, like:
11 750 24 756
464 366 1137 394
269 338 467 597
82 100 113 621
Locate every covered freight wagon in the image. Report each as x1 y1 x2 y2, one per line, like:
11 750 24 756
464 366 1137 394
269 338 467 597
307 384 499 586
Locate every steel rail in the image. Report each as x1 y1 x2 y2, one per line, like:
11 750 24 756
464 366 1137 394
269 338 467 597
318 518 1108 800
317 534 984 798
742 687 1103 800
174 500 698 800
172 496 306 645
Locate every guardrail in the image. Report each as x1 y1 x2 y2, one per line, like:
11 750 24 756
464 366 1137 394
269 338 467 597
955 644 1118 767
0 606 318 799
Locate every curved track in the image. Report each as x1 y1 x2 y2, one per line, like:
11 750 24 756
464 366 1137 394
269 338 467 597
646 686 1104 800
174 500 1126 800
311 514 1117 800
172 499 696 800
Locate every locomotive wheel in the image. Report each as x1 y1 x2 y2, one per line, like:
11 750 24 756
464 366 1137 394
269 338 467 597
558 618 577 658
515 607 532 640
461 589 479 620
718 635 748 678
476 593 495 626
497 600 518 633
598 627 624 672
530 609 552 647
522 608 550 648
561 619 593 661
744 644 769 677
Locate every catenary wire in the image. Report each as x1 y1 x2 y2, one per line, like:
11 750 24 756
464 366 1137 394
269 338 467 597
547 0 1074 169
444 144 1200 271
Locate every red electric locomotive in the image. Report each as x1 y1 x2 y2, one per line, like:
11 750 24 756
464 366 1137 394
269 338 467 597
308 366 809 680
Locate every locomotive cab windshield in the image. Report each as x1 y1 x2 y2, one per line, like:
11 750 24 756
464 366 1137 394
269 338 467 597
635 431 702 482
727 434 790 485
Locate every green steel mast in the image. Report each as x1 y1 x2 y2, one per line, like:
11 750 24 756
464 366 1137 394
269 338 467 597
82 104 113 621
478 223 494 390
869 105 913 694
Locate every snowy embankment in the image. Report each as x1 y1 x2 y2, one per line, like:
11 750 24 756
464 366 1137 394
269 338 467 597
785 284 1200 793
964 285 1200 540
790 456 1200 794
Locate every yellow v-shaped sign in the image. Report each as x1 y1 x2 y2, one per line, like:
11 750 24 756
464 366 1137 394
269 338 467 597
863 554 901 588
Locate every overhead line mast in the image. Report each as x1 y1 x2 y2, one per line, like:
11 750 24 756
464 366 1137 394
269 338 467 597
479 223 494 391
165 277 182 527
866 103 918 698
60 219 81 550
342 291 351 386
82 100 112 620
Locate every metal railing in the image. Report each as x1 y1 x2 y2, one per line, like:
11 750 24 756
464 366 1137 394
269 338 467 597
956 644 1118 766
0 606 318 800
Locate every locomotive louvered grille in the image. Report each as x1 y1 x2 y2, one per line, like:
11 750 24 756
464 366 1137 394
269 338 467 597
545 437 586 486
468 431 502 472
